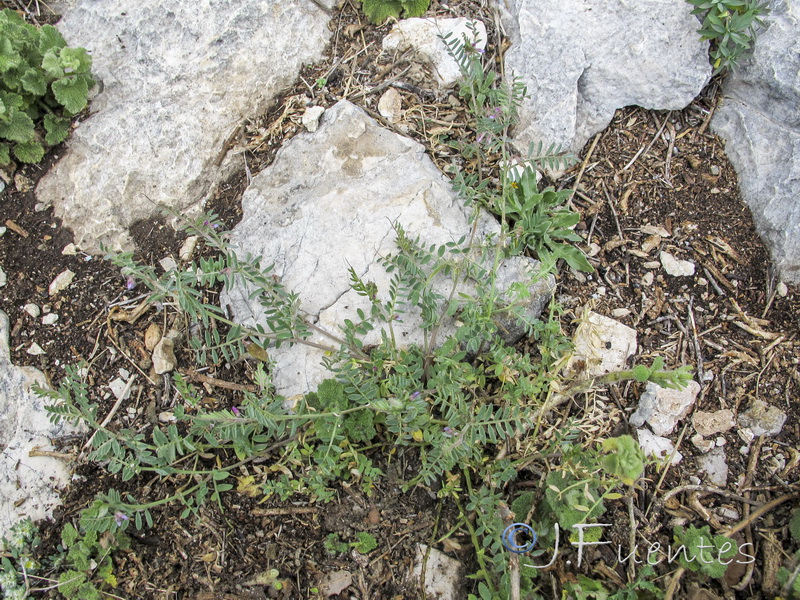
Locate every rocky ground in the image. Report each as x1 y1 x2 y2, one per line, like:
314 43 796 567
0 0 798 599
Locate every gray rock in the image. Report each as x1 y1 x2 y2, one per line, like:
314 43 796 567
302 106 326 132
660 251 696 277
222 100 554 396
692 409 736 437
410 544 465 600
501 0 710 154
630 380 701 436
36 0 331 252
48 269 75 296
0 265 5 288
0 311 77 538
563 312 637 379
697 446 728 486
738 398 787 437
152 335 177 375
382 18 487 88
711 1 800 284
637 428 682 464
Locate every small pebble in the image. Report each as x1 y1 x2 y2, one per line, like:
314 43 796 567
179 235 198 262
0 226 6 236
0 265 6 288
159 256 177 273
642 272 654 286
777 281 788 297
301 106 325 132
61 243 78 255
24 303 41 318
14 174 33 192
48 269 75 296
710 165 721 176
660 251 695 277
611 308 631 318
41 313 59 325
27 342 45 355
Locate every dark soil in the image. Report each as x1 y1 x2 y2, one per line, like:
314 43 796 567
0 0 798 599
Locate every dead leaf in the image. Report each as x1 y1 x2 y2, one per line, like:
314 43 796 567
320 570 352 597
705 235 742 263
603 238 632 252
641 234 662 254
640 224 671 237
243 568 281 587
441 537 462 553
237 475 261 498
245 341 269 362
144 323 162 351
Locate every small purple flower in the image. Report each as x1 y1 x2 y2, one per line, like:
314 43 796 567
125 276 136 290
411 392 421 400
231 406 241 416
443 427 455 438
114 511 129 527
203 220 220 229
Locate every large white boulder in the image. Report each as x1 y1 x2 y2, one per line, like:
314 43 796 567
501 0 711 154
0 311 77 538
711 0 800 284
35 0 331 252
222 100 554 396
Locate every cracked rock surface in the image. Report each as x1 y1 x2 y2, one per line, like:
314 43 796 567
0 311 77 538
222 100 554 396
35 0 331 252
500 0 710 154
711 0 800 284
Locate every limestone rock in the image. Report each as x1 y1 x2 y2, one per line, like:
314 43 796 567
501 0 710 154
692 409 735 437
564 311 637 379
637 428 682 464
660 251 696 277
410 544 465 600
630 380 701 436
378 88 403 123
738 399 787 437
302 106 326 132
697 447 728 486
48 269 75 296
36 0 331 252
152 335 177 375
222 101 554 396
711 1 800 284
382 18 487 88
0 311 77 538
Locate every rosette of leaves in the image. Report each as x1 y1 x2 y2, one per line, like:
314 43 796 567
672 525 738 579
361 0 429 24
0 9 94 164
503 166 593 272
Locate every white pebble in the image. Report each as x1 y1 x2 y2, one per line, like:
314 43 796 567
24 303 41 318
48 269 75 296
27 342 46 355
41 313 59 325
